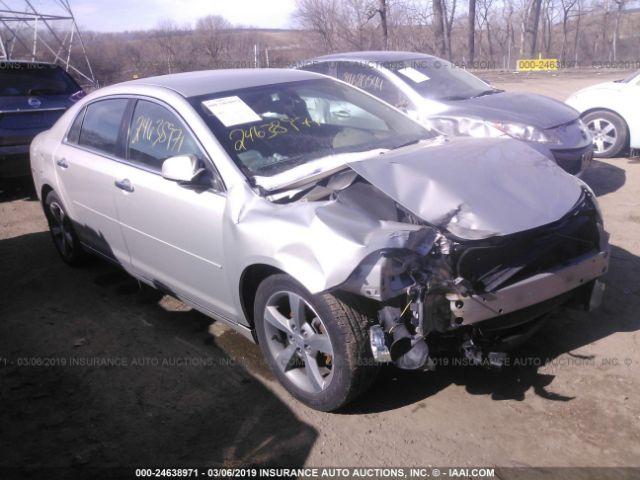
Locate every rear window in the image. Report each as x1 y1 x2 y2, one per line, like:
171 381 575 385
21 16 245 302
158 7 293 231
0 63 81 97
78 99 129 156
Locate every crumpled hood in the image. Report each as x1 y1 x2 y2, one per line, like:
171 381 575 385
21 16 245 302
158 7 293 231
438 91 579 129
347 137 584 239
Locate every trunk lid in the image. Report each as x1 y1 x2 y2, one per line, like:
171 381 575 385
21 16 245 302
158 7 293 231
0 95 70 146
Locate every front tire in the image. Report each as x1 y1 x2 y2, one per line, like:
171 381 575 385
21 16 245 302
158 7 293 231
254 274 378 411
44 190 87 266
583 110 629 158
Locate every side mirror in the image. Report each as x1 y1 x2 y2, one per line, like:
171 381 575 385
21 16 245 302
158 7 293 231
161 155 202 183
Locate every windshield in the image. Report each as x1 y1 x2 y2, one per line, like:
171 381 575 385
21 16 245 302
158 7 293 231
190 78 433 178
385 59 493 101
0 63 81 96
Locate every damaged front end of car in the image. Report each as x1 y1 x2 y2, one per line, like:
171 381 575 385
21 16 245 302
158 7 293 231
243 138 609 371
337 187 609 370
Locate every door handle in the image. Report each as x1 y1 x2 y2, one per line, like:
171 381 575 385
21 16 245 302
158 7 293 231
56 158 68 169
114 178 134 193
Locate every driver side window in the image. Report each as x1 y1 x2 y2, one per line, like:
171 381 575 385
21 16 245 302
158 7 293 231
127 100 202 172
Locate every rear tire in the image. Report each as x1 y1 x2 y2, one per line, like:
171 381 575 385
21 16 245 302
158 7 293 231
44 190 88 266
583 110 628 158
254 274 378 411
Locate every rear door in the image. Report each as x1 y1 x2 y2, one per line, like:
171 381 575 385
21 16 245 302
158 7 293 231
112 98 234 318
53 98 132 266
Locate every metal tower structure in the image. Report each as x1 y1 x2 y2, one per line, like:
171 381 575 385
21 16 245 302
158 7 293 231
0 0 96 86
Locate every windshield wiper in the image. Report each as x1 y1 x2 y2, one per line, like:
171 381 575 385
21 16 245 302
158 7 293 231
437 95 470 101
471 88 505 98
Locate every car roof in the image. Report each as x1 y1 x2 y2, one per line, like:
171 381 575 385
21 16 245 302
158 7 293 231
304 51 441 64
121 68 322 98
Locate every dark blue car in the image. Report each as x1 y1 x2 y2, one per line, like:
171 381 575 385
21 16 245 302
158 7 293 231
0 61 84 178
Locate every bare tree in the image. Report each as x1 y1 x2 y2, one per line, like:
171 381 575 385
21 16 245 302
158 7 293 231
443 0 457 59
521 0 543 57
155 20 182 74
468 0 476 63
573 0 582 65
506 0 516 67
63 0 640 87
477 0 495 61
559 0 578 61
541 0 555 56
293 0 338 52
432 0 448 57
612 0 626 61
195 15 231 66
368 0 390 49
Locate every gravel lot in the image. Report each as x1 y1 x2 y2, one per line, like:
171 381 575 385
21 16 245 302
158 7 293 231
1 71 639 477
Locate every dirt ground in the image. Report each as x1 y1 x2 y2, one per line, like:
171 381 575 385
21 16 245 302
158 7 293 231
1 72 639 477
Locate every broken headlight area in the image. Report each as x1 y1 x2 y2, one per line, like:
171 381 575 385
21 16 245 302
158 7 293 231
340 188 608 371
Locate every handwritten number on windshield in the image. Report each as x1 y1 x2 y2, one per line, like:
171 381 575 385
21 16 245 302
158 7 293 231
229 117 320 152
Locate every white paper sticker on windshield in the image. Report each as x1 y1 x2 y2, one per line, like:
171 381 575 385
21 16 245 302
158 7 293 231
202 96 262 127
398 67 430 83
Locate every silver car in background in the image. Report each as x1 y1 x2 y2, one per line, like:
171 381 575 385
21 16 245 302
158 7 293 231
31 69 609 411
297 51 594 176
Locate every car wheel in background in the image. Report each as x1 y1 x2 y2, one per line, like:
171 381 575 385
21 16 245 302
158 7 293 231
583 110 629 158
44 190 88 266
254 274 378 411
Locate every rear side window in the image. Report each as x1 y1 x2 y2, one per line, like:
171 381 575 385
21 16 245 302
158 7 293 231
78 99 129 156
0 63 81 96
66 108 85 144
127 100 203 172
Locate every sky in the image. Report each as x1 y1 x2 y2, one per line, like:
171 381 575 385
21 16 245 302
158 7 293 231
65 0 298 32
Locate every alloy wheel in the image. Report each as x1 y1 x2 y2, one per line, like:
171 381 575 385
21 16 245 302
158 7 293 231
49 201 74 259
587 118 617 155
263 291 334 393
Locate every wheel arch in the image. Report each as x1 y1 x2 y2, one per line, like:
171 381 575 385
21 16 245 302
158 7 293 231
582 107 631 134
40 183 54 207
581 107 631 153
238 263 286 332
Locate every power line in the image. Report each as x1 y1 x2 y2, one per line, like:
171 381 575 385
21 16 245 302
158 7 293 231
0 0 96 87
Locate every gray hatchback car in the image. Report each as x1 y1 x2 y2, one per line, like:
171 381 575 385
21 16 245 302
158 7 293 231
31 69 608 411
297 51 594 176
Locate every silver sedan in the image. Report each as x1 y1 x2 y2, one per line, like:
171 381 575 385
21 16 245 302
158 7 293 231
31 69 609 411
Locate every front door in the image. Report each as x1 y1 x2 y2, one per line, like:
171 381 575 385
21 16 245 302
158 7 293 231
113 99 234 318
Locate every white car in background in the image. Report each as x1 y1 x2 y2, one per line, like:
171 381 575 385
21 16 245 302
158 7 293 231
566 70 640 158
